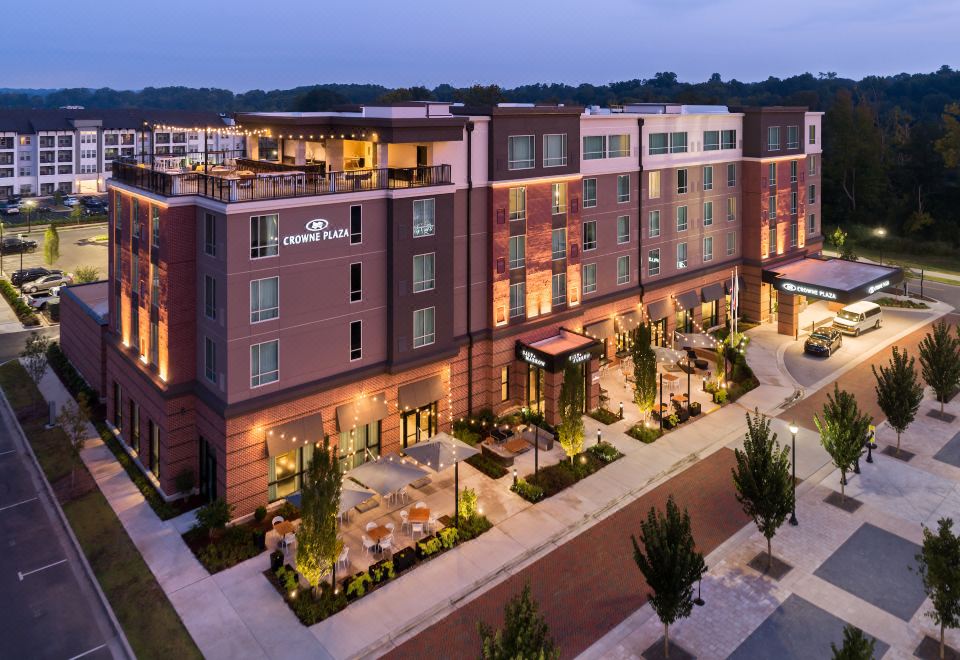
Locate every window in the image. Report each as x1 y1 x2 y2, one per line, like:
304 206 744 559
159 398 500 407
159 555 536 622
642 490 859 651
727 163 736 187
703 165 713 191
768 195 777 220
616 256 630 285
583 263 597 294
149 422 159 478
608 134 630 157
808 213 816 234
509 235 526 269
617 215 630 244
130 305 139 351
150 207 160 248
769 223 777 255
616 174 630 203
677 169 688 194
648 133 668 155
808 155 817 176
269 445 312 502
767 126 781 151
722 198 734 224
204 337 216 383
413 308 435 348
500 366 510 402
791 191 798 215
648 210 661 237
507 135 535 170
132 198 140 238
204 213 216 256
543 134 567 167
413 253 435 292
250 277 279 322
787 126 799 149
151 272 159 308
648 249 661 276
809 124 817 145
703 236 714 262
204 275 216 320
509 187 526 221
19 136 31 146
251 340 279 387
677 206 688 232
704 130 720 151
768 162 777 189
669 132 688 153
131 253 139 293
648 171 661 199
583 135 606 160
250 214 279 258
721 129 737 149
582 221 597 251
551 228 567 260
582 178 597 208
113 382 122 430
509 282 525 318
350 262 362 301
790 221 798 247
350 205 362 244
149 321 159 366
677 242 689 269
552 273 567 305
808 184 816 204
703 201 714 226
350 320 362 361
727 231 736 256
413 198 435 237
790 161 798 184
551 183 567 214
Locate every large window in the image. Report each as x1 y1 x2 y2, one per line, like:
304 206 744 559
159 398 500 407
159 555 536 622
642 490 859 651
582 221 597 251
648 248 661 276
350 320 362 361
509 282 525 318
721 129 737 149
551 228 567 260
583 178 597 208
617 174 630 203
204 275 216 320
204 213 216 256
583 263 597 294
669 132 688 153
790 160 798 183
703 201 713 226
617 256 630 285
250 277 279 322
768 223 777 255
677 206 688 232
269 444 313 502
608 134 630 157
727 231 737 256
767 126 781 151
677 242 688 269
808 155 817 176
250 214 279 258
808 212 816 235
413 308 435 348
787 125 799 149
768 162 777 189
350 205 362 244
648 171 661 199
808 184 816 204
151 206 160 248
543 134 567 167
204 337 216 383
251 340 279 387
677 169 688 194
703 130 720 151
500 366 510 402
149 320 159 366
809 125 817 145
413 253 435 292
727 197 736 222
413 198 435 237
509 187 526 221
617 215 630 244
508 135 535 170
648 210 661 237
769 195 777 220
551 273 567 305
583 135 606 160
350 263 362 302
703 165 713 191
551 183 567 214
727 163 736 187
509 235 526 269
648 133 668 155
703 236 714 262
132 198 140 238
790 221 798 247
339 422 381 471
791 191 798 215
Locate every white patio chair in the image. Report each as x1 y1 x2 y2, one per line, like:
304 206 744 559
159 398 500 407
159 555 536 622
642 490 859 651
399 510 410 534
397 487 408 503
414 501 427 510
280 532 296 555
337 546 350 571
411 522 424 539
379 536 393 554
271 515 284 528
427 515 438 533
361 535 376 556
384 522 395 534
365 521 378 532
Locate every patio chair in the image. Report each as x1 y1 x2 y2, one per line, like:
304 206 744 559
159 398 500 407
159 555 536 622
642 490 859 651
366 521 378 532
397 487 408 503
411 522 424 539
337 546 350 571
379 536 393 554
427 515 438 533
280 532 296 554
400 510 410 534
271 515 284 528
362 535 376 556
414 501 427 510
384 522 395 534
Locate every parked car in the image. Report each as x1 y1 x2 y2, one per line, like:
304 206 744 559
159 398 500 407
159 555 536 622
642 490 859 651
804 327 844 357
22 273 72 293
1 201 20 215
25 289 60 310
81 195 106 207
62 196 80 206
833 301 883 336
11 267 62 286
0 237 37 254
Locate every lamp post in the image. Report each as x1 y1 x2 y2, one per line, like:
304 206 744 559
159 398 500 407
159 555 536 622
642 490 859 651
618 400 624 420
659 372 663 431
596 428 601 446
686 356 691 413
693 578 705 607
788 421 799 526
24 199 35 234
875 227 887 265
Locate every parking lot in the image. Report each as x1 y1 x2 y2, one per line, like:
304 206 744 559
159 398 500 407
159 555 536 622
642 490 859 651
0 223 108 282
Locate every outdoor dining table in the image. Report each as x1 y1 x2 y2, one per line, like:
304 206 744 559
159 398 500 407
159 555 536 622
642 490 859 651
273 520 295 537
407 508 430 524
671 393 688 404
367 524 392 552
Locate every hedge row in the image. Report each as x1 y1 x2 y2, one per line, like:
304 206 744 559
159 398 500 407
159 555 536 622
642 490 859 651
0 279 39 326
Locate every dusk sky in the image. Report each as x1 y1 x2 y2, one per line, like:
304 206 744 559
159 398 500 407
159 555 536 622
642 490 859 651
7 0 959 90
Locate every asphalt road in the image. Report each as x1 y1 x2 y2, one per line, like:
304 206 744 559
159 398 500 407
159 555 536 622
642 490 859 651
914 278 960 309
0 223 109 280
0 393 124 658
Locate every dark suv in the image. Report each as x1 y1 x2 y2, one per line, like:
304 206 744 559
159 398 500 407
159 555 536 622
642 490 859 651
804 328 843 357
11 267 62 286
0 237 37 254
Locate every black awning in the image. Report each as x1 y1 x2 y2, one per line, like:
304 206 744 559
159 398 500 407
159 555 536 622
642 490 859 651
336 393 389 432
676 290 700 311
762 257 903 304
701 282 725 302
265 412 324 457
397 375 445 411
583 318 615 339
645 298 671 322
615 310 642 331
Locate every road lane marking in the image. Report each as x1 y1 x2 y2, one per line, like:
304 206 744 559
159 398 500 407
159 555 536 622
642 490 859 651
0 497 37 512
18 558 67 581
0 449 15 456
68 644 107 660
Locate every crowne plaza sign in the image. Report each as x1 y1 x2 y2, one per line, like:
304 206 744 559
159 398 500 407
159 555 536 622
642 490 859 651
282 218 349 246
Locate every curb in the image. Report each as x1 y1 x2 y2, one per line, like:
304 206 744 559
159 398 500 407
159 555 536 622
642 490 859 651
0 365 135 660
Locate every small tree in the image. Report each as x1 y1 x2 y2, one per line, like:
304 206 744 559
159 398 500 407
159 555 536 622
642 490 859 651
732 409 793 571
70 202 84 225
557 362 585 464
73 265 100 283
916 518 960 660
918 320 960 415
631 496 707 658
195 498 232 539
631 323 658 421
43 224 60 266
478 583 558 660
714 340 727 385
21 333 52 413
53 190 63 207
815 385 872 500
830 624 876 660
296 439 342 595
57 392 91 493
872 346 924 454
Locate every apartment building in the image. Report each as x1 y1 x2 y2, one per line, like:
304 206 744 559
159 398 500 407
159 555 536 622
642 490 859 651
0 109 245 197
58 100 899 517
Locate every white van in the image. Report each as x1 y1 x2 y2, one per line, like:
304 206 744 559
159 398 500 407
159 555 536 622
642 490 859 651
833 301 883 336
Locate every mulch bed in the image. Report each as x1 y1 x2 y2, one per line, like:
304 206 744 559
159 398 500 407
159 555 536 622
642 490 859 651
881 446 915 462
642 638 696 660
915 636 960 660
824 491 863 513
747 552 793 581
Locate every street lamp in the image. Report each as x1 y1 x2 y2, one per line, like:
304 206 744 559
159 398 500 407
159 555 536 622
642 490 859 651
874 227 887 265
788 421 799 526
596 428 601 445
24 199 35 234
693 578 705 607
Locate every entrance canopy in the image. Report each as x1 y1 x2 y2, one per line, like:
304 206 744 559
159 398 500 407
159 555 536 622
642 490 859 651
763 257 902 304
516 329 604 373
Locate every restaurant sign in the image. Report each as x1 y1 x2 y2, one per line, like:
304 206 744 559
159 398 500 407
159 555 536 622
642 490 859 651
282 218 350 246
515 338 604 373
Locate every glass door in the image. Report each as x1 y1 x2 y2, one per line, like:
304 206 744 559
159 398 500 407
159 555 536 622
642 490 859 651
652 318 668 347
526 365 545 414
199 437 217 503
402 404 437 448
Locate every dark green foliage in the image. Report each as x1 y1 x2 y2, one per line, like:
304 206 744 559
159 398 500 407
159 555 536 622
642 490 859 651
557 363 585 463
873 346 924 453
254 506 267 523
830 624 877 660
0 279 39 324
587 442 622 463
511 477 545 503
588 407 620 425
628 424 664 444
47 342 101 415
195 498 232 535
916 518 960 660
816 385 872 500
918 320 960 414
632 323 658 419
194 525 260 573
284 580 347 625
478 583 559 660
458 513 493 541
466 452 509 479
514 450 620 502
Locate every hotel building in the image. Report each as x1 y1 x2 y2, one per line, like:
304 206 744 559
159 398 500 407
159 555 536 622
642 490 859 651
59 100 897 516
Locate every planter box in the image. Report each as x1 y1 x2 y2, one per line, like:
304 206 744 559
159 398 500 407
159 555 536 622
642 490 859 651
689 402 702 417
393 547 416 573
270 550 284 572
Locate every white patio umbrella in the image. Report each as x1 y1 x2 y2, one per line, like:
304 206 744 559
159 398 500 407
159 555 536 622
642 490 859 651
339 480 375 515
346 453 429 498
653 346 687 364
400 432 480 525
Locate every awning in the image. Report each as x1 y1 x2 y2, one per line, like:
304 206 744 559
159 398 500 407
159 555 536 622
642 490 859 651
264 412 324 457
583 318 615 339
615 310 642 330
335 393 389 432
645 298 671 322
397 375 445 411
517 329 604 373
346 453 430 496
701 282 725 302
675 290 700 311
762 257 903 304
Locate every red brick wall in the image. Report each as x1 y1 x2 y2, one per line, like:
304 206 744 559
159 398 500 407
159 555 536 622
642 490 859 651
59 288 106 397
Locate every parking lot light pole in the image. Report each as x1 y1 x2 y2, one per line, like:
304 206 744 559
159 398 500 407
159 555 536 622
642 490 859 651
789 421 799 526
874 227 887 264
24 199 35 234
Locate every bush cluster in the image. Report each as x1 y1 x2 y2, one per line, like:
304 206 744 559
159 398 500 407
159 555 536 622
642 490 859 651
588 407 620 425
195 526 261 573
0 279 39 325
466 452 508 479
47 342 101 415
627 424 663 444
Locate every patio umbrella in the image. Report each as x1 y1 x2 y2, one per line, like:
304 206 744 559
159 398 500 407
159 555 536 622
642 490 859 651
346 453 429 498
286 480 375 515
653 346 687 364
400 432 480 526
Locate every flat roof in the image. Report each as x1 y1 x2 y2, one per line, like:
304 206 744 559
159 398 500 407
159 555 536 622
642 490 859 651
530 329 596 356
61 280 108 324
763 257 902 304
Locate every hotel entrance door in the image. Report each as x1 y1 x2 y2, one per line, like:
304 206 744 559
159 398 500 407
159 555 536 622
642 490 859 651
527 364 545 414
402 402 437 448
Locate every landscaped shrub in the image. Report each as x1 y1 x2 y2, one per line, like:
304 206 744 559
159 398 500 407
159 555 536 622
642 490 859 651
873 296 928 309
457 514 493 542
346 572 372 599
254 506 268 523
714 389 728 404
275 565 299 593
588 407 620 425
194 498 232 537
416 536 443 559
287 582 346 625
587 442 622 463
458 487 478 520
438 527 459 549
0 279 39 325
627 424 663 444
274 501 300 520
368 559 395 584
466 452 508 479
511 477 545 503
194 526 260 573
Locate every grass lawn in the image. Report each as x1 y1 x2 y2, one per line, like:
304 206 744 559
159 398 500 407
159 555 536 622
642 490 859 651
823 247 960 279
0 361 201 660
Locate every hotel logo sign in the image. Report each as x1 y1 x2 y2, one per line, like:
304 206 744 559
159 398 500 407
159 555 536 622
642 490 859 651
867 280 890 295
519 348 547 368
568 351 591 365
282 219 350 245
779 281 838 301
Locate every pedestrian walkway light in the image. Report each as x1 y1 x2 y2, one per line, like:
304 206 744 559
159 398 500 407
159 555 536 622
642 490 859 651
788 421 799 526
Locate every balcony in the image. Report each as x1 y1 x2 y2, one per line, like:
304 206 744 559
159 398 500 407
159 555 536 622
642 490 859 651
111 159 452 202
